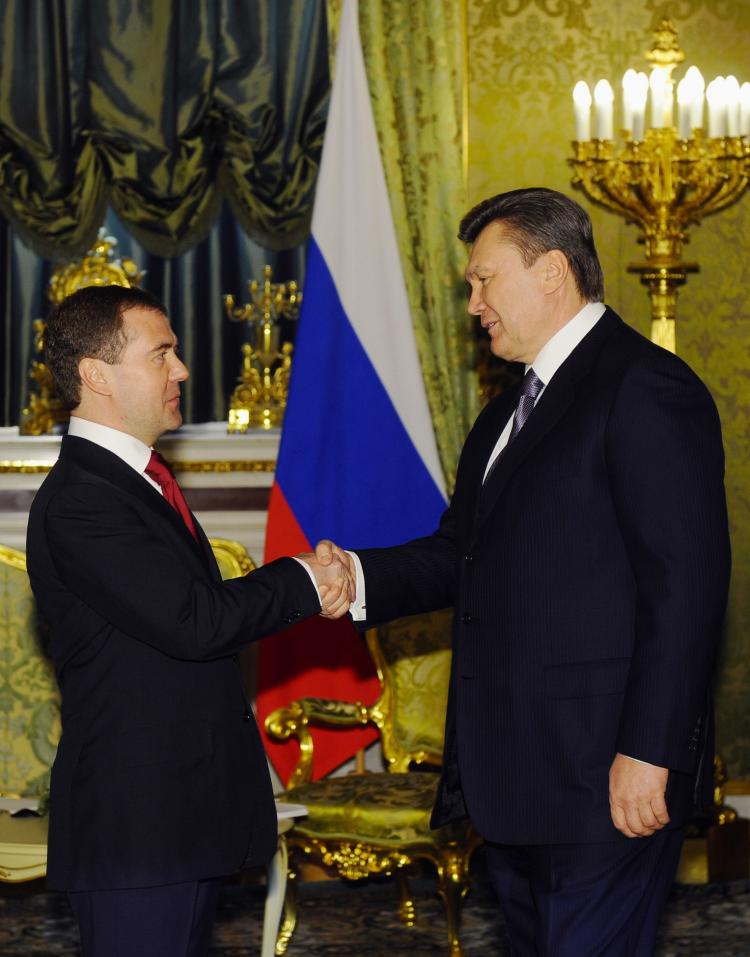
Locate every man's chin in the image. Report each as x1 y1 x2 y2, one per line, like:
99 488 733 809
165 410 183 433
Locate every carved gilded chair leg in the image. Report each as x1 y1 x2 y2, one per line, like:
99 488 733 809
396 866 417 926
436 850 471 957
275 864 298 956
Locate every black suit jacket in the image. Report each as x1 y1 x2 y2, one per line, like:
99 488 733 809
26 435 320 891
357 309 730 845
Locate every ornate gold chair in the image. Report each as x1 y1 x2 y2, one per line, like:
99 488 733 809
266 610 481 957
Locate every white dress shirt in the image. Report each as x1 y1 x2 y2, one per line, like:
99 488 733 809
67 417 161 491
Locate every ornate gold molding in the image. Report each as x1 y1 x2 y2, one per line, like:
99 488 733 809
170 459 276 474
0 459 276 475
0 462 55 475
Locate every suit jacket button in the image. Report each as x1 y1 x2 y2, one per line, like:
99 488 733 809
243 712 252 722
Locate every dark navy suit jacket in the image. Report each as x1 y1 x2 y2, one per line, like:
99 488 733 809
26 435 319 891
357 308 730 845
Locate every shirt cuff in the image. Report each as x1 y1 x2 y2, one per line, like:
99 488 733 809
347 550 367 621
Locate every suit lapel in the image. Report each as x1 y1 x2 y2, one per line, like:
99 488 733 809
475 308 622 528
60 435 211 569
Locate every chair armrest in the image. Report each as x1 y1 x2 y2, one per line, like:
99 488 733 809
265 697 373 788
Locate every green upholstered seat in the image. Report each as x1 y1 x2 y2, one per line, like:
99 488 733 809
266 610 480 957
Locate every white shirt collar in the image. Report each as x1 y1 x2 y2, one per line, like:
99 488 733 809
67 417 153 476
528 301 606 387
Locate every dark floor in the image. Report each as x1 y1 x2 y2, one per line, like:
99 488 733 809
1 870 749 956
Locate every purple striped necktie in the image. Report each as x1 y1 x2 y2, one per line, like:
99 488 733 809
484 368 545 486
509 368 545 442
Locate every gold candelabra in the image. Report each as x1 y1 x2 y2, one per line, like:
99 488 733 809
223 266 301 432
569 20 750 353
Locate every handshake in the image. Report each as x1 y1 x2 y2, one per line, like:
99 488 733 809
297 540 355 620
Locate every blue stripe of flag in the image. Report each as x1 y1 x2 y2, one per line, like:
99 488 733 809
276 238 446 549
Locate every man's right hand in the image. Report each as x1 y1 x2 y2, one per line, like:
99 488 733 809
296 550 354 619
315 539 355 580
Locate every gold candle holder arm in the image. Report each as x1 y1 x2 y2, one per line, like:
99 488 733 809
223 265 302 433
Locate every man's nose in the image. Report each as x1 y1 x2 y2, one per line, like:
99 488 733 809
171 357 189 381
467 286 483 315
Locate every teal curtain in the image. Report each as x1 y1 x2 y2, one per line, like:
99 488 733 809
0 0 328 426
0 0 328 258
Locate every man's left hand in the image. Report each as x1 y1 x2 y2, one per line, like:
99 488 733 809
609 752 670 838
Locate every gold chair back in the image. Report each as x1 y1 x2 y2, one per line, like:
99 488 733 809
0 545 60 798
369 609 452 773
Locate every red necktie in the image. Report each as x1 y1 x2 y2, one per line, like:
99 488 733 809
145 450 198 541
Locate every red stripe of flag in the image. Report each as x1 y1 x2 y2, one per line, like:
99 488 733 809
256 483 380 784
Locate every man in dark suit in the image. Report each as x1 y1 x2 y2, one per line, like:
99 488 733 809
317 188 730 954
26 284 352 957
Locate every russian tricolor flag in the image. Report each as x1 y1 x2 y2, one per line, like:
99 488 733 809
257 0 447 783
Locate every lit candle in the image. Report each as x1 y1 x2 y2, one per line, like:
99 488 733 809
685 66 705 131
573 81 592 141
677 76 693 139
594 79 614 139
650 68 668 128
632 72 649 140
622 69 637 133
740 82 750 137
725 75 740 136
706 76 727 137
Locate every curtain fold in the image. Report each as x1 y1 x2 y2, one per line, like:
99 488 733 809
0 0 329 259
327 0 478 491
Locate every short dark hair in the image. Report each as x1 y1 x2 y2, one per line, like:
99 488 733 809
458 188 604 301
45 284 167 409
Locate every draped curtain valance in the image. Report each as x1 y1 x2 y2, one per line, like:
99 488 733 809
0 0 329 259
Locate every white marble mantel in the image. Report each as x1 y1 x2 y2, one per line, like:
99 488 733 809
0 423 280 562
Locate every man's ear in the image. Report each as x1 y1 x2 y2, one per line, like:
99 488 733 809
541 249 569 294
78 357 113 397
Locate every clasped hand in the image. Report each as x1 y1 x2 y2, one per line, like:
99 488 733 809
297 541 355 620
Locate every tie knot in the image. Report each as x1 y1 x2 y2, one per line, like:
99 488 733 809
521 369 544 400
145 450 174 488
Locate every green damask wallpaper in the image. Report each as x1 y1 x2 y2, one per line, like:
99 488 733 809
467 0 750 777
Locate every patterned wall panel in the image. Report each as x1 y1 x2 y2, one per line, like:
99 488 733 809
467 0 750 775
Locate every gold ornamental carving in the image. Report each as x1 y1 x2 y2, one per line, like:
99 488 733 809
296 836 410 881
223 265 301 432
20 230 143 435
569 20 750 353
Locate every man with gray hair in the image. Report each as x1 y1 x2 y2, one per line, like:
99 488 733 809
318 188 730 955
